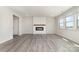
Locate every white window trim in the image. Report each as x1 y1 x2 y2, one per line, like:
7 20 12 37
77 13 79 29
65 15 75 30
59 18 65 29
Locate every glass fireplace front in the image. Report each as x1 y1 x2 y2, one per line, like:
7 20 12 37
36 27 44 31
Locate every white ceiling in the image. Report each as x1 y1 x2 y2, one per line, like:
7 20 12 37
9 6 72 17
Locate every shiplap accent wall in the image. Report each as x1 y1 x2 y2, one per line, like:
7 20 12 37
33 17 46 34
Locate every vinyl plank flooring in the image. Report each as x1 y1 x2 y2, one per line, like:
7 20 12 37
0 34 79 52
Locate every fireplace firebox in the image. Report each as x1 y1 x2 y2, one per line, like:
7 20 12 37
36 27 44 31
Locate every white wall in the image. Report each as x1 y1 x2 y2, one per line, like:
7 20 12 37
46 17 56 34
0 7 23 44
56 7 79 43
22 16 33 34
22 16 56 34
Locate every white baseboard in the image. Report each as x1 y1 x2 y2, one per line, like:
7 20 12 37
0 36 13 44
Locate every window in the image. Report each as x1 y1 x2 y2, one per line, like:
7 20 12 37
59 19 65 29
66 16 74 29
77 15 79 28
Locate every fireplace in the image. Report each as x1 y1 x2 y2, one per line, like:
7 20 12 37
33 24 46 34
36 27 44 31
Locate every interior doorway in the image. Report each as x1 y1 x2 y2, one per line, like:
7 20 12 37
13 15 19 38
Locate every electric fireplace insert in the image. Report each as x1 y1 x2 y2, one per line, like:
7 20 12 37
36 27 44 31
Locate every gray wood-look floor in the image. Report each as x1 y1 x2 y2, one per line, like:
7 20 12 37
0 34 79 52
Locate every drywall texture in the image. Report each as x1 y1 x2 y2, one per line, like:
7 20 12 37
56 7 79 43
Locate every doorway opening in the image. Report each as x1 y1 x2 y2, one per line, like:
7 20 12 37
13 15 19 38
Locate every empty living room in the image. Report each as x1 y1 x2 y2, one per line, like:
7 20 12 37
0 6 79 52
